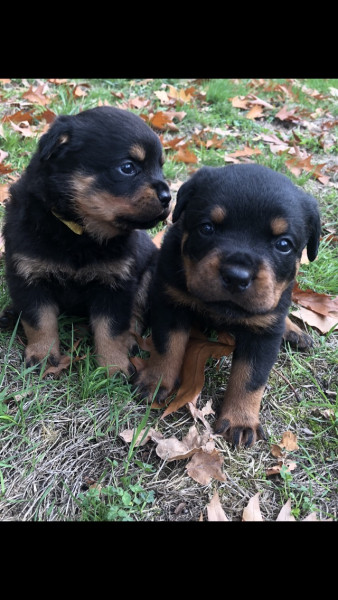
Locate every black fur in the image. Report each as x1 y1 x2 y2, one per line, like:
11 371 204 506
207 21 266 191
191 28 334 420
2 106 171 373
134 164 321 447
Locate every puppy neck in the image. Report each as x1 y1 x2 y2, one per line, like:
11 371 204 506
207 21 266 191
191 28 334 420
51 209 84 235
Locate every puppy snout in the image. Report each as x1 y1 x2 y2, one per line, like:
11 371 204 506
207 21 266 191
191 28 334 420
222 265 253 293
154 182 171 208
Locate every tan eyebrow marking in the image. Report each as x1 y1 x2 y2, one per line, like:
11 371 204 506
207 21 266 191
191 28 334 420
210 205 227 223
129 144 146 161
270 217 288 236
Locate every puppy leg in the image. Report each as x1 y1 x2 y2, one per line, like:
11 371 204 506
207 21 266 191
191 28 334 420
22 304 61 367
90 285 141 376
215 329 283 447
134 298 192 403
91 315 135 376
283 315 313 349
135 328 191 403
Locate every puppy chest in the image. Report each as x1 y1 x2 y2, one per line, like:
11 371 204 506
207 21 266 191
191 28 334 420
12 253 135 288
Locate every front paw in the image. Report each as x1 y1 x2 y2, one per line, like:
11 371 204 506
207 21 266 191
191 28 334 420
25 346 61 369
133 368 177 404
283 318 313 349
214 416 266 448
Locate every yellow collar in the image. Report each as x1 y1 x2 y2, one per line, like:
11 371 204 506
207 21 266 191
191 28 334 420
51 210 84 235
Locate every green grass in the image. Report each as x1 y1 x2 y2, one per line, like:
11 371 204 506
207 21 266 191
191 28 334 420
0 78 337 521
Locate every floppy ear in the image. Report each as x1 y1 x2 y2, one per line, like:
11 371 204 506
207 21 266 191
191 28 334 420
301 193 321 262
38 115 74 161
172 180 193 222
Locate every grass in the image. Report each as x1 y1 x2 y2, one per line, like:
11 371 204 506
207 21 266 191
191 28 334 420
0 77 337 521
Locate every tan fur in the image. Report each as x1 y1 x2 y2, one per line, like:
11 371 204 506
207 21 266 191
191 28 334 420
270 217 288 236
216 359 265 444
182 250 289 313
138 329 191 398
91 315 133 375
71 174 165 242
129 144 146 161
12 253 135 288
22 305 60 364
210 205 227 223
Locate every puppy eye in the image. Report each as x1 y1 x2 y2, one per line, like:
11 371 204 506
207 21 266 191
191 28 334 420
199 223 215 236
275 238 293 253
118 162 136 176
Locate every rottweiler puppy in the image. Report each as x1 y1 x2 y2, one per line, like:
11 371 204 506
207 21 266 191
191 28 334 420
134 164 321 447
2 106 171 374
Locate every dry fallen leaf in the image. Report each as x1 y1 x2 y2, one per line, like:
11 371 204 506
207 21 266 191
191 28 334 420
276 499 296 521
280 431 299 451
207 491 229 521
292 284 338 319
291 306 338 334
155 425 213 462
186 449 226 485
119 427 164 447
172 146 198 164
42 352 86 377
161 332 235 419
246 105 264 120
242 492 264 521
187 399 215 432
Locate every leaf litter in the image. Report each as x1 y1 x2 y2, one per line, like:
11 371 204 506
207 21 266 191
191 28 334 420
0 78 337 522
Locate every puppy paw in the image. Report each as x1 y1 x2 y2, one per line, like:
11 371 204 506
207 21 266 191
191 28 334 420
283 318 313 350
283 328 313 350
24 347 61 369
133 369 176 404
214 417 266 448
0 306 18 329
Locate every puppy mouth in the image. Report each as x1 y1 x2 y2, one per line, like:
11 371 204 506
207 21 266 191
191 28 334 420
205 298 271 317
116 207 170 230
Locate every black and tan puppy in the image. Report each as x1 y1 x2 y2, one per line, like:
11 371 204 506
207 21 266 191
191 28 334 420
135 164 321 446
3 106 171 374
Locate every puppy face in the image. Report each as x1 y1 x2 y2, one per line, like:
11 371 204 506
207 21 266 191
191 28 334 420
36 107 171 240
172 165 321 315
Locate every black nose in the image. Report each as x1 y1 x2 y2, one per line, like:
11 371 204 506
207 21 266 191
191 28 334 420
154 182 171 208
222 265 252 293
158 187 171 208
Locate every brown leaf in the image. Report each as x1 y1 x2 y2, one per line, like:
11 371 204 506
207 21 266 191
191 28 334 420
168 85 195 103
187 399 215 432
1 110 35 124
186 449 226 485
226 146 262 159
155 425 213 462
285 154 326 181
242 493 263 521
230 96 250 109
270 443 284 457
275 106 300 123
22 84 51 106
9 120 35 137
291 306 338 334
119 427 164 447
276 499 296 521
172 146 198 164
246 105 264 120
266 459 297 477
42 340 86 377
149 111 174 130
161 333 235 418
207 491 229 521
0 183 10 203
292 283 338 319
266 463 284 476
280 431 299 451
